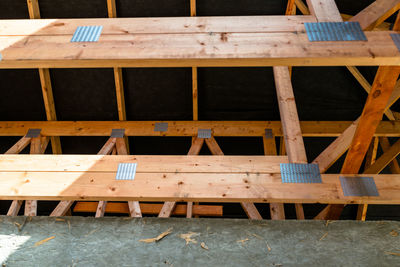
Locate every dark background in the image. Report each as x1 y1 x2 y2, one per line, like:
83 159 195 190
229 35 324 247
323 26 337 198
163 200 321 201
0 0 399 220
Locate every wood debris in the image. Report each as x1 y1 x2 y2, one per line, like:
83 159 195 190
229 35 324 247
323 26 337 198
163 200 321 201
34 236 55 247
55 218 65 222
139 228 173 243
319 232 328 241
385 251 400 256
179 232 199 245
237 238 249 244
200 242 209 250
84 228 99 237
390 230 398 237
325 220 336 227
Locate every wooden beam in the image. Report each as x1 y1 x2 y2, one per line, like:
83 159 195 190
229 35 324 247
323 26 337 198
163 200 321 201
27 0 40 19
379 137 400 173
342 67 400 174
205 137 262 220
306 0 342 22
313 80 400 173
274 66 306 219
349 0 400 31
2 120 400 137
286 0 296 15
26 0 62 155
295 0 310 15
106 0 117 18
263 135 285 220
0 16 315 36
159 137 205 218
1 19 400 67
73 202 223 216
0 170 399 204
5 136 31 154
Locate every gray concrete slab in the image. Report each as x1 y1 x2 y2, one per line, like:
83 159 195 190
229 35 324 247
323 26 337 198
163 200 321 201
0 216 399 267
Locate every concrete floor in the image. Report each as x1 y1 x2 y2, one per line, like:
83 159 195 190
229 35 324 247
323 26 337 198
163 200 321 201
0 216 399 267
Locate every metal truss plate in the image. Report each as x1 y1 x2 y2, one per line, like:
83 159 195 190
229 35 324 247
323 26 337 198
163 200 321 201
198 129 212 139
265 128 273 139
26 129 41 138
111 129 125 138
390 33 400 52
115 163 137 181
71 26 103 42
340 176 379 197
280 163 322 183
304 22 367 42
154 122 168 132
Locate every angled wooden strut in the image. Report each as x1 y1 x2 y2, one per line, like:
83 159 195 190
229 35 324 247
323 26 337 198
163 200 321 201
7 130 49 216
51 132 141 217
159 137 204 218
159 137 262 219
314 67 400 220
273 66 306 220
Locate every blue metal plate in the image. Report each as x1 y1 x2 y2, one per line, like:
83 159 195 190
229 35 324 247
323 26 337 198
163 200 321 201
198 129 212 139
280 163 322 183
340 176 379 197
115 163 137 181
154 122 168 132
304 22 367 42
71 26 103 42
390 33 400 52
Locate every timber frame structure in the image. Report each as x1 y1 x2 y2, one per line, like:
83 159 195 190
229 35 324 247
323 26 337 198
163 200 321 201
1 0 400 221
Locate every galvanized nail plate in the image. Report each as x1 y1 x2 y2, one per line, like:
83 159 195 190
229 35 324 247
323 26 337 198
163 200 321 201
111 129 125 138
304 22 367 42
154 122 168 132
280 163 322 183
198 129 212 139
26 129 41 138
71 26 103 42
390 33 400 52
115 163 137 181
265 129 273 139
340 176 379 197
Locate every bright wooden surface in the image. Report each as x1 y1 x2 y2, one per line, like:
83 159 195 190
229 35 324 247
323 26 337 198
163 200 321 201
1 121 400 137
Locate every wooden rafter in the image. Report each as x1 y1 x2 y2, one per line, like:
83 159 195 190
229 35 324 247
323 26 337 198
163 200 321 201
2 121 400 137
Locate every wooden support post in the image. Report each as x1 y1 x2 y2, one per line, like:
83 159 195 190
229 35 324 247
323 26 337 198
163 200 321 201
190 0 199 121
159 202 177 218
306 0 342 22
263 135 285 220
26 0 62 155
356 137 378 221
286 0 296 15
274 66 306 220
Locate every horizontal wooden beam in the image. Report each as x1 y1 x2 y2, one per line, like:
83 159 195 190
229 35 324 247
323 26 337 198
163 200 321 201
1 121 400 137
0 18 400 67
0 155 286 173
0 16 315 36
0 170 398 204
73 202 223 216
